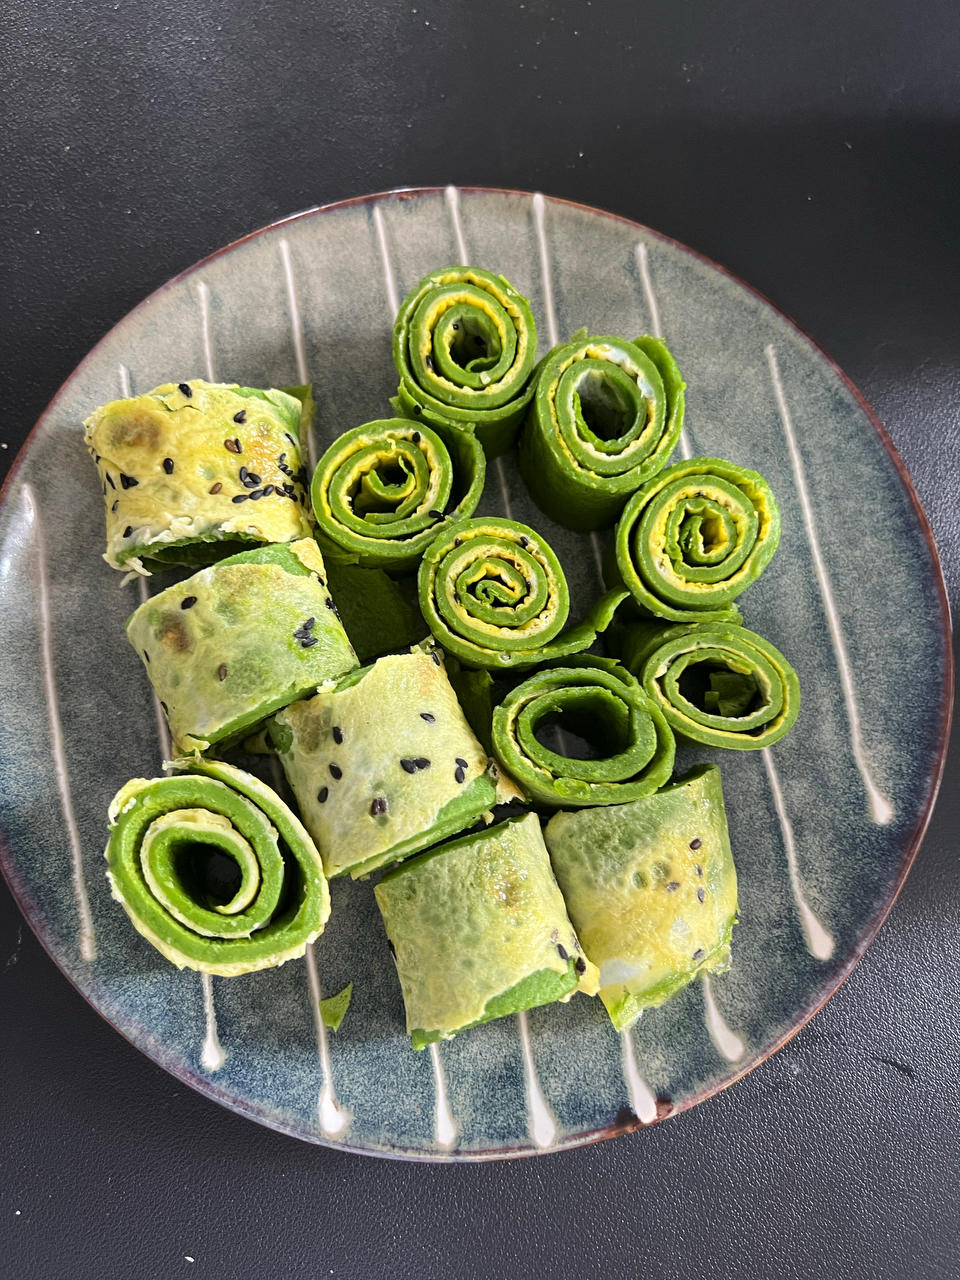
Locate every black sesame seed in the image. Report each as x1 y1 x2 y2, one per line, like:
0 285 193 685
698 887 706 903
416 757 430 770
119 473 138 489
278 452 286 465
300 636 319 648
575 957 587 975
143 651 150 664
209 482 223 494
329 763 343 780
285 432 297 446
122 526 133 538
452 321 459 330
282 482 296 495
428 509 443 519
666 881 679 892
693 949 705 961
690 838 702 849
162 457 174 474
455 757 468 769
519 535 530 548
315 574 325 587
696 864 703 877
425 356 434 371
178 383 192 398
387 939 397 958
454 765 466 784
413 404 422 415
159 700 168 713
400 758 417 774
370 796 388 817
332 725 344 745
233 410 246 424
248 488 265 500
262 484 275 496
180 596 198 610
239 465 248 481
242 471 262 488
454 537 462 547
557 943 568 961
231 494 248 503
303 617 316 632
111 500 119 513
411 431 421 443
431 651 442 666
105 473 116 489
217 664 227 680
420 712 436 723
317 786 329 804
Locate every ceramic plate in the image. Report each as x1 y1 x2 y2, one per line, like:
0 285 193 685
0 188 951 1160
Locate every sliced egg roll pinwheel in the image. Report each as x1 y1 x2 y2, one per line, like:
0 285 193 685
310 418 485 570
105 758 330 975
84 380 313 573
491 657 675 807
615 620 800 749
612 456 781 622
375 812 599 1049
519 333 685 531
418 517 629 670
126 539 358 754
392 266 539 457
270 650 499 879
545 765 737 1030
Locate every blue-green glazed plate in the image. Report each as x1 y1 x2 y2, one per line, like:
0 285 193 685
0 189 951 1160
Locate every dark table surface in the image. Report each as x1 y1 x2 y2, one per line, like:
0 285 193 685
2 2 958 1277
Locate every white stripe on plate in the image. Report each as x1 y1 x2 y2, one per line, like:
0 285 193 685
372 205 400 318
278 238 316 469
765 343 893 825
304 941 351 1138
620 1026 658 1124
429 1042 458 1150
200 972 226 1071
23 483 97 962
195 280 216 382
516 1010 557 1149
701 974 745 1062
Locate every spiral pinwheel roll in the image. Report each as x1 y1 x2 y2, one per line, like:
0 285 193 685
545 765 737 1030
84 380 313 573
375 812 598 1049
612 456 781 622
125 539 358 754
105 758 330 975
491 657 675 807
418 517 628 670
616 621 801 750
392 266 539 457
310 418 485 570
519 333 685 531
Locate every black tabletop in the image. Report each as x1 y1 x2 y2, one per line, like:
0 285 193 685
2 2 958 1277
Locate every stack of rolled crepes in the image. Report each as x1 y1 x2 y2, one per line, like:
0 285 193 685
84 253 800 1051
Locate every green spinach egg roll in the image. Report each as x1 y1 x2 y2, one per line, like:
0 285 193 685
105 758 330 975
392 266 539 457
310 418 485 570
492 658 676 807
418 517 628 670
375 811 599 1048
125 539 358 754
270 650 498 879
612 456 781 622
84 379 313 573
519 333 685 530
544 765 737 1030
615 620 801 749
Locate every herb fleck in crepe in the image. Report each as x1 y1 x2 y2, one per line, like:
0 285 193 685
544 765 738 1030
375 812 598 1048
320 982 353 1032
84 379 313 573
105 758 329 976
